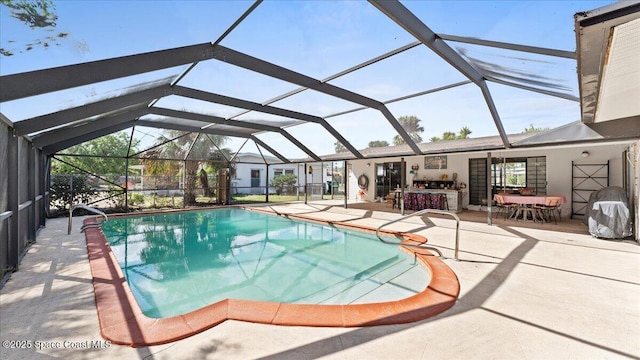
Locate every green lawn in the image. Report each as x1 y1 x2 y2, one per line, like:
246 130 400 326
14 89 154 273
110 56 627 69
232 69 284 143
231 194 301 203
127 193 346 209
230 194 345 204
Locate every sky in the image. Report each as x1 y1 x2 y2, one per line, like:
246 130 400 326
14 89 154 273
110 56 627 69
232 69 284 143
0 0 618 160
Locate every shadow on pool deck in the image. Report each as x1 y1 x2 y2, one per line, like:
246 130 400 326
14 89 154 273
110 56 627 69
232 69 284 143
1 200 638 359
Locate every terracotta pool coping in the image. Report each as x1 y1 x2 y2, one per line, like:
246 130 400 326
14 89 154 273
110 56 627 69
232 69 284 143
83 210 460 347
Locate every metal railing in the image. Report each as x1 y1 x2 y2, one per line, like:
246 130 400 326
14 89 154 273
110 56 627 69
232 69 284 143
376 208 461 260
0 210 12 222
67 204 108 234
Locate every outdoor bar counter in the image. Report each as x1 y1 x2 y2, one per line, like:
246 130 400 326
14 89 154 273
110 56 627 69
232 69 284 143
403 189 464 213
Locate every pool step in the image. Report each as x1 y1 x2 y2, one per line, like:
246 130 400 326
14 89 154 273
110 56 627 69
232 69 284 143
295 255 426 305
350 264 430 304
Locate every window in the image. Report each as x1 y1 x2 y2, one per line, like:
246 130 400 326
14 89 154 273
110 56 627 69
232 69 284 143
492 157 546 194
526 156 547 195
492 158 527 188
468 158 487 205
468 156 546 205
274 169 294 177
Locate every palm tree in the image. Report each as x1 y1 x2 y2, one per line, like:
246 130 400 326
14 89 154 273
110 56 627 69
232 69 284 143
458 126 472 139
187 134 233 203
139 212 233 280
141 131 231 205
442 131 457 140
392 115 424 145
430 127 473 142
368 140 389 148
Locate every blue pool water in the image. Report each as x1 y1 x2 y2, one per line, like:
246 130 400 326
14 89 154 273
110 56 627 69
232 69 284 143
101 208 428 318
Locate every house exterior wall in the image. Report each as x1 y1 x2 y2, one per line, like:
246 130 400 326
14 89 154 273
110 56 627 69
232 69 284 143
231 158 335 195
232 162 265 195
348 141 637 225
231 156 300 195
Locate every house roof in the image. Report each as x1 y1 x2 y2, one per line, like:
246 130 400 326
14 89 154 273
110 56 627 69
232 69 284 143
322 133 534 161
575 1 640 125
309 120 638 163
234 152 282 164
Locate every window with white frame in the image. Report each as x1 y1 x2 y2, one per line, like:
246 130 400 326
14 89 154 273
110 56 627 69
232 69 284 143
274 168 294 177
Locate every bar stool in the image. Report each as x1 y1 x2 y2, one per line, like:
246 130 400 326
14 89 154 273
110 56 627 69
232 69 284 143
385 193 396 208
480 198 494 212
441 194 449 211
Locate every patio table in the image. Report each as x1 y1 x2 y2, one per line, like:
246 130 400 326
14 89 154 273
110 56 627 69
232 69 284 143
494 194 567 221
497 194 567 206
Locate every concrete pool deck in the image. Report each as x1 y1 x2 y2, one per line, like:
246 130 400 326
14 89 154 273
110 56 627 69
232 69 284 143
1 200 639 359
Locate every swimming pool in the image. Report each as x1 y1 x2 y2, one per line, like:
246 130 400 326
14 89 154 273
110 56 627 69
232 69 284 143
101 208 429 318
83 207 459 346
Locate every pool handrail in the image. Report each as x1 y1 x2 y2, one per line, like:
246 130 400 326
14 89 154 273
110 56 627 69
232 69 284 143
376 208 460 260
68 204 108 234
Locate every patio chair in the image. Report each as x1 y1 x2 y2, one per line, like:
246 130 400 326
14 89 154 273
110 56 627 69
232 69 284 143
494 194 518 220
386 193 397 208
533 197 561 224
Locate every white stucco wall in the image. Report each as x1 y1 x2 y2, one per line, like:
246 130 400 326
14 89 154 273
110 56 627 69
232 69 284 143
348 141 637 217
232 158 330 195
232 155 299 194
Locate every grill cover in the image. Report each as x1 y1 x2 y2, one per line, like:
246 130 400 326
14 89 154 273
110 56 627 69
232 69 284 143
583 186 633 239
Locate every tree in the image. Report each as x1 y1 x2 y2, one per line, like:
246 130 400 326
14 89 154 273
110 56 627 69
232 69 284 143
392 115 424 145
430 127 474 142
2 0 57 28
199 168 211 197
272 174 297 195
1 0 71 56
50 133 140 210
139 212 233 281
442 131 457 140
140 131 231 205
523 124 550 133
368 140 389 148
52 132 138 180
49 174 96 210
458 126 472 139
334 141 347 153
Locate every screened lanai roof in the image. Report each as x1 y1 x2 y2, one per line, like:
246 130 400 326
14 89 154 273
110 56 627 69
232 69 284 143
1 0 638 164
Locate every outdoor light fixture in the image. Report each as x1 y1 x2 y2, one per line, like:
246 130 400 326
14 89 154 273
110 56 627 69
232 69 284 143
581 151 590 158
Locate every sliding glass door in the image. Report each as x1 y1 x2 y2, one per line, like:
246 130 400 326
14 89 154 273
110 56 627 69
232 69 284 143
375 162 402 199
468 156 546 205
